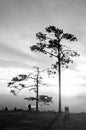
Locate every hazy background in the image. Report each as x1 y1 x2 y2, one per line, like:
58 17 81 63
0 0 86 112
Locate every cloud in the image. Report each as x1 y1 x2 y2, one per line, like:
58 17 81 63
79 83 86 88
77 91 86 100
0 42 48 68
77 95 86 99
0 59 32 69
0 42 34 60
0 42 56 70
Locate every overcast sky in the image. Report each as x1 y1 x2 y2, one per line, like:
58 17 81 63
0 0 86 112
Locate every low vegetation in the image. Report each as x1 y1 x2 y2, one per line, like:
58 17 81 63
0 110 56 130
0 110 86 130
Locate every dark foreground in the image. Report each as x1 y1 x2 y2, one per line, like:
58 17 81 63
0 111 86 130
0 110 56 130
50 112 86 130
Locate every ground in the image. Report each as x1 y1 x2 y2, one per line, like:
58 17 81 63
50 112 86 130
0 111 86 130
0 110 56 130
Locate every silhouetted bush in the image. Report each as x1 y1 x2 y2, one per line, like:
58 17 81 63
14 107 17 111
4 107 8 111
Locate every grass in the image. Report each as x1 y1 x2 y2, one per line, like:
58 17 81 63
0 110 56 130
50 112 86 130
1 111 86 130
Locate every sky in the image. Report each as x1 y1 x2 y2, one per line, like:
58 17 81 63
0 0 86 112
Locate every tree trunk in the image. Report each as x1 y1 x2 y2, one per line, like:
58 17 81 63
36 69 39 112
58 43 61 114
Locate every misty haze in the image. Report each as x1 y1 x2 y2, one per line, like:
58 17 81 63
0 0 86 130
